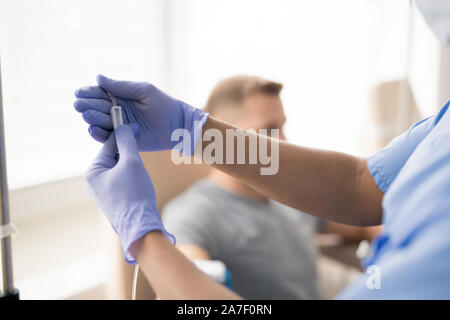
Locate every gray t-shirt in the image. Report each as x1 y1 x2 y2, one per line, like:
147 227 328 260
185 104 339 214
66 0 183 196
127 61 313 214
162 179 323 299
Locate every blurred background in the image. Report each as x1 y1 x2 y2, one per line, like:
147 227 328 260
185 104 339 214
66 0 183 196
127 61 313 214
0 0 448 299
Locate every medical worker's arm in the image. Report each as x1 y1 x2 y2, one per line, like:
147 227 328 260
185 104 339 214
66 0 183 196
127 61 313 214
85 123 239 299
205 108 438 227
202 117 383 226
176 244 211 261
153 244 212 300
203 108 438 226
130 233 239 300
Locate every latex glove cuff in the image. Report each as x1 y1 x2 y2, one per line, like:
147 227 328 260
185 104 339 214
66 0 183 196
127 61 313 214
117 199 176 264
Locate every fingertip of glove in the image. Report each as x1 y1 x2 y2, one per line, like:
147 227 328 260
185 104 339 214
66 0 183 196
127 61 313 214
73 99 80 111
89 125 111 143
96 74 110 87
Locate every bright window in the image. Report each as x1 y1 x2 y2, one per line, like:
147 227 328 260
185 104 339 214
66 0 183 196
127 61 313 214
0 0 168 189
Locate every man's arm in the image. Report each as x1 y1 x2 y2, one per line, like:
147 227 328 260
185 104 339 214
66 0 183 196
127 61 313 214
320 222 382 241
130 232 241 300
201 117 383 226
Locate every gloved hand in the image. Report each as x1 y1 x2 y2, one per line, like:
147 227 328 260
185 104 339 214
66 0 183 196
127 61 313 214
86 122 175 264
74 74 209 156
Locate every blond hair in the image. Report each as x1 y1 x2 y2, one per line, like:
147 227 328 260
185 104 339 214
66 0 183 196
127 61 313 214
204 75 283 115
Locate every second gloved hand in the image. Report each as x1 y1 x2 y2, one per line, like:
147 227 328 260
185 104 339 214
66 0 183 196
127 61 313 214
86 123 175 264
74 75 209 156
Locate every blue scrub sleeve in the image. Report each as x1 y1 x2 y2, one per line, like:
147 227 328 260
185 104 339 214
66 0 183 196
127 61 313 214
338 100 450 299
367 101 450 193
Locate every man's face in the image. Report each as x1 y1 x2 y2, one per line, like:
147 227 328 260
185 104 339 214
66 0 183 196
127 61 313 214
239 93 287 141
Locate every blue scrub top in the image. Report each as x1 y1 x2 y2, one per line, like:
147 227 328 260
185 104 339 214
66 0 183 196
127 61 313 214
337 100 450 299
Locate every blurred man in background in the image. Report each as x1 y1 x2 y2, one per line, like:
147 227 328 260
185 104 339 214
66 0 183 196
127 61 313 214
162 75 378 299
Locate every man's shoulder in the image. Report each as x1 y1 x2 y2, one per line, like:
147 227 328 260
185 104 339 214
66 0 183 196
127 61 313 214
162 179 225 220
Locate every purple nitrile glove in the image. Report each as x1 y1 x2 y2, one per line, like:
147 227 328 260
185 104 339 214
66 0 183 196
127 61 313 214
74 74 209 156
85 123 175 264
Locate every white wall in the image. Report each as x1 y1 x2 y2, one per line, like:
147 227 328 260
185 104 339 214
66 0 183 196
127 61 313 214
409 3 442 116
168 0 411 155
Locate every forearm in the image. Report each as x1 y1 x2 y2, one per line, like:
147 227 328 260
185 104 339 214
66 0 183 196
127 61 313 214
201 117 383 226
130 231 241 300
321 222 382 241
